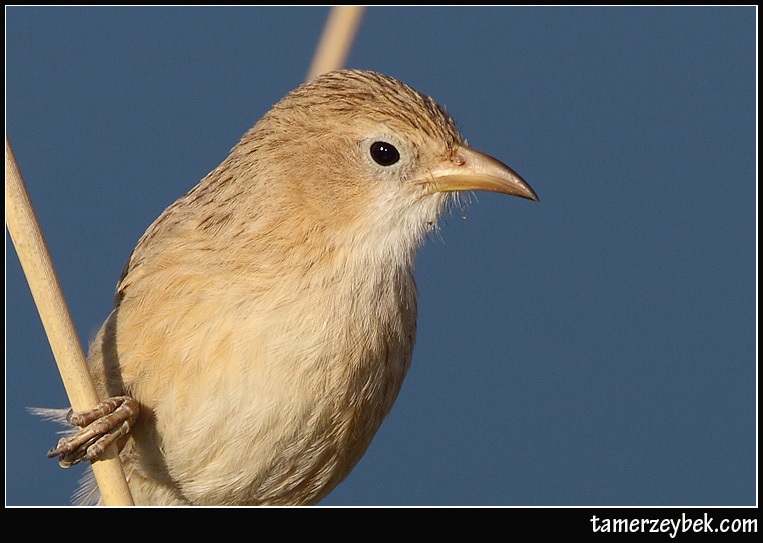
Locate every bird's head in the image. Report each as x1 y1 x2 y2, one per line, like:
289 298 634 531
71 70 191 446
223 70 537 262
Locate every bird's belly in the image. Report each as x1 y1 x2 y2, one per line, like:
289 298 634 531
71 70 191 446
138 331 410 505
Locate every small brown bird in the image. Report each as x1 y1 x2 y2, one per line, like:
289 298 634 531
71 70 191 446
47 69 537 505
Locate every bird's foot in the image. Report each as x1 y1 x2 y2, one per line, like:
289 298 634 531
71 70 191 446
47 396 139 467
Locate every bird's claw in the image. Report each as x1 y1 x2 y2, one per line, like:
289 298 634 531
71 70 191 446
47 396 139 468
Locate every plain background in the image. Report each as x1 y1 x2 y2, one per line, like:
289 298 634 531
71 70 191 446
5 7 756 506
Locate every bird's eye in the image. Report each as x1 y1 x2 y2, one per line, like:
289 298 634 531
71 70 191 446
369 141 400 166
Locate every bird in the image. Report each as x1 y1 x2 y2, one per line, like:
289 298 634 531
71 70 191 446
45 69 538 505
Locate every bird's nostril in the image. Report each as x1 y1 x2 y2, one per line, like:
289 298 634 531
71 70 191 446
451 152 466 166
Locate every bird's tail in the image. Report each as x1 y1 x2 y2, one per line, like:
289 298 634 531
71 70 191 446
28 407 102 505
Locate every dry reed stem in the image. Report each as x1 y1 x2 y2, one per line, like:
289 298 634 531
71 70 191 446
5 137 135 506
306 6 365 81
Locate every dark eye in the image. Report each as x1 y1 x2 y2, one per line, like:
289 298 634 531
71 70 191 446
369 141 400 166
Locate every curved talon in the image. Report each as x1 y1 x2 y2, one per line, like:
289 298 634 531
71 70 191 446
47 396 139 467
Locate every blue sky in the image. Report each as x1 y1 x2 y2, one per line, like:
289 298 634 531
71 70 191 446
6 6 756 506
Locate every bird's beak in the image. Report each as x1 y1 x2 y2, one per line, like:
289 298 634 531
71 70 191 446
423 146 538 201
